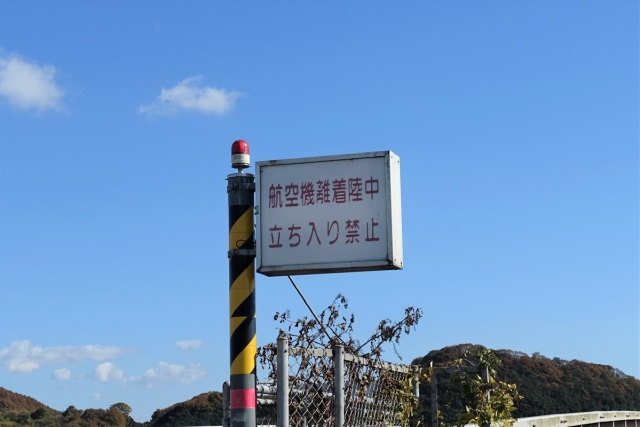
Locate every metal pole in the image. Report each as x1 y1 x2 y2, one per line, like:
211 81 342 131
412 366 420 398
481 366 490 427
277 336 289 427
430 373 438 427
223 381 230 427
410 365 420 427
481 365 490 393
333 345 344 427
228 170 257 427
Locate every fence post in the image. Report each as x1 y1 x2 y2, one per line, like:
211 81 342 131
430 373 438 427
277 336 289 427
481 365 490 427
223 381 230 427
411 365 420 398
333 345 344 427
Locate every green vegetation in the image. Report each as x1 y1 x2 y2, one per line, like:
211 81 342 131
0 404 131 427
0 389 270 427
426 349 523 427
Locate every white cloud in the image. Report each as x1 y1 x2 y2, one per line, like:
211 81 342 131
52 368 71 380
139 76 241 115
175 340 203 350
92 362 125 382
0 340 132 373
87 361 206 387
0 52 65 111
136 362 206 387
92 393 101 400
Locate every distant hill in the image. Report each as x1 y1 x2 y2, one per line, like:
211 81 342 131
412 344 640 421
147 392 223 427
146 391 274 427
0 388 54 413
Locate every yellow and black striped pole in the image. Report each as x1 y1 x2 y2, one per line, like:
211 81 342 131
228 140 256 427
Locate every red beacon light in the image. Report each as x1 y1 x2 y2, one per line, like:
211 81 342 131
231 139 250 172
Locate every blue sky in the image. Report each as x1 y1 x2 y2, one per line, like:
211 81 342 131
0 0 638 422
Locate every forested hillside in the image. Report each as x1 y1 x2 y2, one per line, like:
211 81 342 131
412 344 640 421
0 389 53 413
146 392 222 427
0 390 138 427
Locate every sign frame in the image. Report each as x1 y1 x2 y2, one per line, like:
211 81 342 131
255 151 403 276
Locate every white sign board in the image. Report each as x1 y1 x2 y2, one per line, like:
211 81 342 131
256 151 403 276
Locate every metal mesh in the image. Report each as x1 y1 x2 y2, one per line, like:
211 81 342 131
286 348 414 427
250 343 416 427
343 355 412 427
288 349 336 427
257 406 277 427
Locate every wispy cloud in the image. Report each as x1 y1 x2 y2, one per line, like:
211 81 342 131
0 340 132 373
0 52 65 111
139 76 241 116
92 393 101 400
52 368 71 380
88 361 206 387
175 340 203 350
137 362 206 387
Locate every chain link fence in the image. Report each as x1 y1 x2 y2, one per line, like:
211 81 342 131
287 347 337 427
226 337 419 427
343 353 413 427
